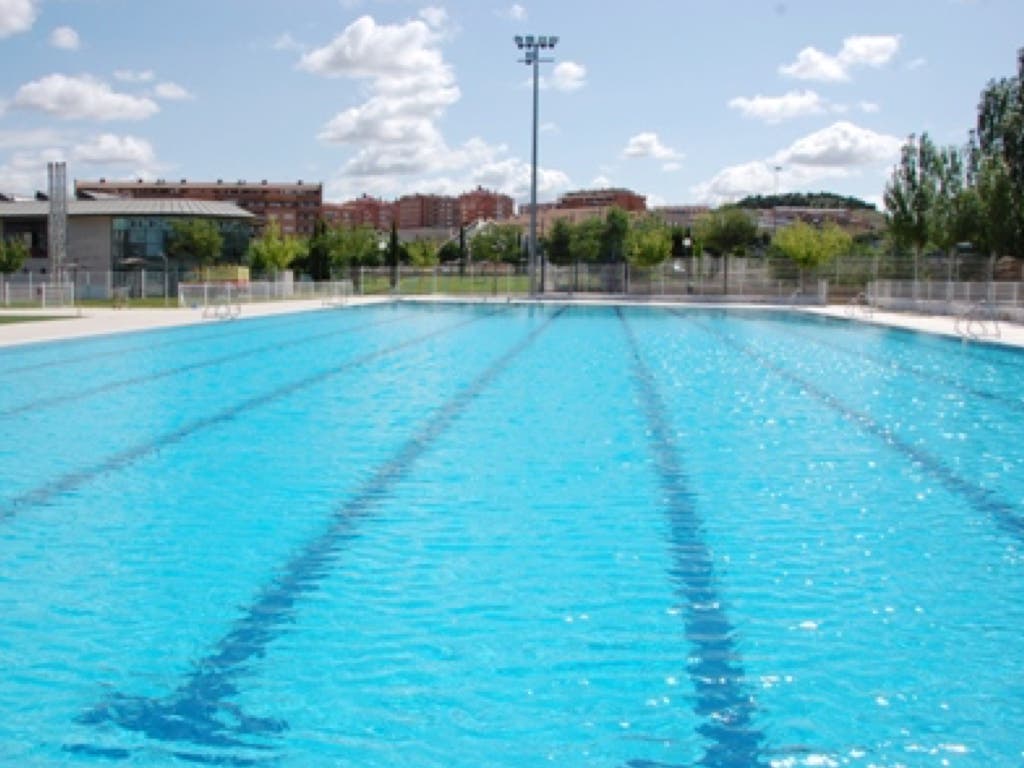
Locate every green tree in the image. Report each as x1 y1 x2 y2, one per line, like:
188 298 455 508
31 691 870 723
929 145 983 268
167 218 223 267
695 206 758 293
438 240 462 263
300 218 332 280
884 133 938 280
406 239 440 267
544 218 573 266
570 217 603 264
772 221 852 291
0 237 29 276
975 153 1019 261
600 207 630 263
625 216 672 267
973 49 1024 258
247 219 306 276
470 223 520 265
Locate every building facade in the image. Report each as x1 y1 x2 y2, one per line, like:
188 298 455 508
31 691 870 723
396 194 459 229
321 195 395 231
457 187 515 224
75 179 322 237
0 199 253 289
557 188 646 212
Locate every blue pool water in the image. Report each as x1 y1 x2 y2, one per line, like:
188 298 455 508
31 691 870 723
1 302 1022 767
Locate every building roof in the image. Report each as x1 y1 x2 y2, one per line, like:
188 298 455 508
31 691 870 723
77 179 321 192
0 199 254 219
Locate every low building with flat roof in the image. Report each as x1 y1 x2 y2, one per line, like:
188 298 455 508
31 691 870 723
0 198 253 296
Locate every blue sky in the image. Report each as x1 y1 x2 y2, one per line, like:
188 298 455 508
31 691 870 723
1 0 1021 209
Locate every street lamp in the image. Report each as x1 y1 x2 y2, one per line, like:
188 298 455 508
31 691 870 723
515 33 558 297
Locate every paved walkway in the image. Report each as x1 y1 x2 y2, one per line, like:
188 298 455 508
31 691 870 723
0 298 388 348
1 298 1021 349
804 305 1024 347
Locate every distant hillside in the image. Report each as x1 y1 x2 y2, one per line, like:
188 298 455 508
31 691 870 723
735 192 875 210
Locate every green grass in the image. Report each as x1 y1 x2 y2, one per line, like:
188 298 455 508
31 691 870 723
359 274 531 296
0 314 70 324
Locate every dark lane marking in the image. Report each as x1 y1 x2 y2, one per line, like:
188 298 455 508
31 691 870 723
0 308 330 377
0 310 499 524
693 316 1024 541
779 322 1024 415
0 312 412 417
618 309 765 768
67 307 565 760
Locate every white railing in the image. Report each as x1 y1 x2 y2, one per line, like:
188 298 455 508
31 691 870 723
870 279 1024 322
1 278 75 308
178 280 355 309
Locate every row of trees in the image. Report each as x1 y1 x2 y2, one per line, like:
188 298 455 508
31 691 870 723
885 49 1024 275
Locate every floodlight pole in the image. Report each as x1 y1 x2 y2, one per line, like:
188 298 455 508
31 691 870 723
515 34 557 297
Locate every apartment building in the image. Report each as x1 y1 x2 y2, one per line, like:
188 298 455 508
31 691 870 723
457 186 515 224
557 188 646 212
74 178 323 237
396 194 458 229
321 195 395 230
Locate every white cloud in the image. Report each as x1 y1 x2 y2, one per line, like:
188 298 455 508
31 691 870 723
839 35 900 67
662 161 682 173
272 33 305 52
13 74 160 121
907 57 927 70
49 25 80 50
154 81 193 100
545 61 586 92
780 34 901 82
499 4 527 21
113 69 155 83
691 121 902 204
0 0 37 38
780 46 849 82
690 161 780 204
592 174 613 188
728 90 825 123
623 132 681 160
859 100 880 113
772 120 901 167
299 14 448 80
0 128 68 151
418 6 447 29
72 133 156 165
0 147 67 196
302 13 468 181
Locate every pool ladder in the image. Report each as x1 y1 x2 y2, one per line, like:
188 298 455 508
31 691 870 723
954 299 1000 341
844 291 875 319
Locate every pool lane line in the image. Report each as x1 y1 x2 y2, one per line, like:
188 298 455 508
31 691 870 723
0 308 505 524
776 323 1024 416
68 307 566 758
617 308 765 768
691 316 1024 542
0 311 415 418
0 307 334 378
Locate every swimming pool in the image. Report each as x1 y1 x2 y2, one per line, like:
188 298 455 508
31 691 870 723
1 302 1022 767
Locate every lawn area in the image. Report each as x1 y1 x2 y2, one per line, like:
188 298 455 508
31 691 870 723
0 315 70 324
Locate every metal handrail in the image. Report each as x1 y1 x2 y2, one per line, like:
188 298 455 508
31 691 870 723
954 299 1000 341
845 291 875 319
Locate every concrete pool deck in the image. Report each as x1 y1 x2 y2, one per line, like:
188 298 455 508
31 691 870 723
1 297 1022 349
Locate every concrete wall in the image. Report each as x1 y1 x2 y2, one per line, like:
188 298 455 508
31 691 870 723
68 216 111 271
